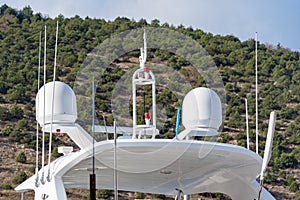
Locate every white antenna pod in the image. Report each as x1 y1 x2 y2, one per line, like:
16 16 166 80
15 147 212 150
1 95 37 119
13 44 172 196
258 111 276 199
260 111 276 180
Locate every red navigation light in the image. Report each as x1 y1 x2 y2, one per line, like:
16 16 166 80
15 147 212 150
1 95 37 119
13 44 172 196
144 67 150 73
144 113 151 119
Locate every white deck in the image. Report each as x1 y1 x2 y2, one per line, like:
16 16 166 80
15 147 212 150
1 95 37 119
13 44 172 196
16 139 275 199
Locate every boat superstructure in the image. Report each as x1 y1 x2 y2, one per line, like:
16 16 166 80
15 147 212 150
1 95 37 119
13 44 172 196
15 29 277 200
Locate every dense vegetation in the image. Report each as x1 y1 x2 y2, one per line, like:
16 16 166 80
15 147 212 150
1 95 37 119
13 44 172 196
0 4 299 199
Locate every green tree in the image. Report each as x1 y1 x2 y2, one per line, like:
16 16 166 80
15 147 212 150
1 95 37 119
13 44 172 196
13 171 27 184
16 151 27 163
0 106 10 120
289 181 299 192
9 104 23 119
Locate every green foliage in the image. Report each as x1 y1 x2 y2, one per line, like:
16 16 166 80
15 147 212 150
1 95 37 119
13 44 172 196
29 165 36 174
235 133 246 140
0 106 10 120
9 104 23 119
218 133 233 143
16 119 29 131
82 193 89 200
295 190 300 200
278 170 286 178
264 172 275 184
289 181 299 192
286 175 296 186
16 151 27 163
96 189 112 198
52 147 62 158
2 124 13 136
277 153 298 169
1 184 13 190
135 192 146 199
12 171 27 184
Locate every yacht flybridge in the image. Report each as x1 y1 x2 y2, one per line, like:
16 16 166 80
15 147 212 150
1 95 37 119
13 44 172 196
15 28 277 200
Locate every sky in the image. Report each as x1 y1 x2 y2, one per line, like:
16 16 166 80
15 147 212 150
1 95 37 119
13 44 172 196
2 0 300 52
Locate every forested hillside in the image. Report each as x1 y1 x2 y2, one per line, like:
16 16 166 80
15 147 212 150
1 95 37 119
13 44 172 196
0 4 299 200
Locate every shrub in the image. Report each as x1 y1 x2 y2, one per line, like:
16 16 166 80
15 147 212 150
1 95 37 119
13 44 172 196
135 192 146 199
286 175 295 185
0 106 10 120
29 166 36 174
52 147 61 158
13 171 27 184
235 133 246 140
2 125 13 136
2 184 13 190
278 170 286 178
278 153 298 168
9 104 23 119
16 151 27 163
295 190 300 200
290 181 299 192
96 190 112 199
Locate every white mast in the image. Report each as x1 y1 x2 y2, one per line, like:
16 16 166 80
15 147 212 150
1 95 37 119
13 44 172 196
47 21 59 181
255 32 259 154
132 30 157 139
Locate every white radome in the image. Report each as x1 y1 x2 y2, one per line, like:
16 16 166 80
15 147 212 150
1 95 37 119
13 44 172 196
182 87 222 136
36 81 77 126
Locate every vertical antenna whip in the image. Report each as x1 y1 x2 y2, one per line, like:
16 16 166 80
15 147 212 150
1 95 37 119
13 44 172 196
114 120 118 200
40 25 47 184
139 30 147 68
102 113 108 140
255 32 259 154
175 107 181 139
35 31 42 187
47 21 59 181
143 30 147 64
90 77 96 200
245 98 250 150
92 77 95 174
